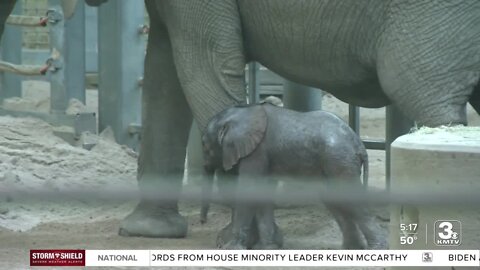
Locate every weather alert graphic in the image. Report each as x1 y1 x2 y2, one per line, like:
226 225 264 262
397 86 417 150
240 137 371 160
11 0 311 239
30 250 85 266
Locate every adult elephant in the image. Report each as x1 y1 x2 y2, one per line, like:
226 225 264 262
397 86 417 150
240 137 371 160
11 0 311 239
80 0 480 238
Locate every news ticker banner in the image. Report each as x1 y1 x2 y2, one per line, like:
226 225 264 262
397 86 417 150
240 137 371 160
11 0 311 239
30 249 480 267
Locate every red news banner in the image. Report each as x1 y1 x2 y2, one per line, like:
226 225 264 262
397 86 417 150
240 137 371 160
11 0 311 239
30 250 85 266
30 250 480 267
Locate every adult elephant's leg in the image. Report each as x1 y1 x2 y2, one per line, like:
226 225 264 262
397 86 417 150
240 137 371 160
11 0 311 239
164 0 250 245
118 4 191 238
377 1 480 127
0 0 16 40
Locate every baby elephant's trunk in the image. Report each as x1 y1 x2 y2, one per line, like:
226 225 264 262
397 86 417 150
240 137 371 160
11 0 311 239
200 167 215 224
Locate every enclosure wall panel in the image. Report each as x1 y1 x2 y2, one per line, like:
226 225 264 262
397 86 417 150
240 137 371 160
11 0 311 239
1 1 22 99
389 128 480 270
97 0 145 149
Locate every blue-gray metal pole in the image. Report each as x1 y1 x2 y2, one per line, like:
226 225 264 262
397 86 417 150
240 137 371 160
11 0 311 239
84 3 97 73
247 62 260 104
48 0 68 113
0 1 22 100
65 0 85 103
283 80 322 112
98 0 145 149
349 105 360 134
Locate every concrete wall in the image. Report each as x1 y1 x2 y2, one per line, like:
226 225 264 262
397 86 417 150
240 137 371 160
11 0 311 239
389 126 480 270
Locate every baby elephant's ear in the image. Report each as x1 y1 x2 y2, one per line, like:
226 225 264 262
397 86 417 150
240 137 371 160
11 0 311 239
221 106 267 171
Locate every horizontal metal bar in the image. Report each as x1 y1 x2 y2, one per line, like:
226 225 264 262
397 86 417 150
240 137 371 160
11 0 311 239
128 123 141 135
2 184 480 207
363 139 386 150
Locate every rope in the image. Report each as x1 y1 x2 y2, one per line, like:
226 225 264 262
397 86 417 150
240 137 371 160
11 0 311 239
0 60 49 76
5 15 48 27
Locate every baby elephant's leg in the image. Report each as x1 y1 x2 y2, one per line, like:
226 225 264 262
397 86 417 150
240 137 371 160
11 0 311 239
325 204 365 249
216 170 262 248
253 203 283 249
324 183 386 249
346 206 388 249
220 149 271 249
216 210 259 249
220 165 265 248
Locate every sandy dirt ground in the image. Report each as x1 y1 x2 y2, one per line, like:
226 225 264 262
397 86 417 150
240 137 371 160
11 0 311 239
0 81 479 270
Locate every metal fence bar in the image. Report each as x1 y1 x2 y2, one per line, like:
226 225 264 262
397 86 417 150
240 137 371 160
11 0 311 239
363 139 386 150
247 62 260 104
84 3 98 73
0 0 96 139
3 184 480 206
348 104 360 134
98 0 145 149
65 0 85 103
283 80 322 112
1 1 22 101
47 0 67 113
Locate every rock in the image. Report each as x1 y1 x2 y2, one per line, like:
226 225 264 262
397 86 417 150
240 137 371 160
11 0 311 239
65 98 87 115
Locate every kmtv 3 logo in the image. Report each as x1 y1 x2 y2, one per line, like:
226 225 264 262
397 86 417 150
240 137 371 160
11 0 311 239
434 220 461 246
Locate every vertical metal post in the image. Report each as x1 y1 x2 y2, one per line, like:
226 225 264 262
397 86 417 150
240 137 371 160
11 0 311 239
84 3 98 73
65 0 85 103
349 105 360 134
98 0 145 149
0 1 22 100
283 80 322 112
247 62 260 104
48 0 67 113
385 105 414 189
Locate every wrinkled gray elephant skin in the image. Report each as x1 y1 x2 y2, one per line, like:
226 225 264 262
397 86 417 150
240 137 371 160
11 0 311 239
201 103 384 249
119 0 480 240
7 0 478 239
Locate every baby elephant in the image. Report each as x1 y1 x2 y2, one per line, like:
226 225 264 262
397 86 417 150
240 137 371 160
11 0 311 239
201 103 385 250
